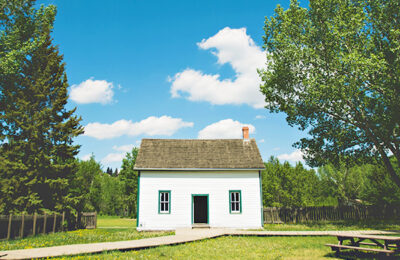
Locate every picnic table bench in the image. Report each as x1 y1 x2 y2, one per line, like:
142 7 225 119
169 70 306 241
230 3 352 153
326 234 400 256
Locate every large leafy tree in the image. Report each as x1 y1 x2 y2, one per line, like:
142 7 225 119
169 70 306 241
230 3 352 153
0 0 83 214
260 0 400 187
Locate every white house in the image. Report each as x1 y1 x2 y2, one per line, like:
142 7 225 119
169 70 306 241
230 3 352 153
134 127 265 230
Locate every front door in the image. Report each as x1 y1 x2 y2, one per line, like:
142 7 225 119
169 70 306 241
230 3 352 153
192 195 208 224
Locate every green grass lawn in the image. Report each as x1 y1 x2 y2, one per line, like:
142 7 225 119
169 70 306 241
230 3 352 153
96 215 137 228
0 216 173 251
53 236 362 260
2 217 399 259
264 220 400 231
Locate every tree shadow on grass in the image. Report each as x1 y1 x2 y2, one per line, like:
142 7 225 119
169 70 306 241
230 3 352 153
325 251 399 259
300 220 400 231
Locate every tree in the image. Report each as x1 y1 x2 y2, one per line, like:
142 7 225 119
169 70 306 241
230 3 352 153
262 157 324 207
99 174 124 215
71 156 103 212
105 167 112 176
360 158 400 206
0 0 51 214
119 147 139 217
0 0 83 214
259 0 400 188
318 163 366 205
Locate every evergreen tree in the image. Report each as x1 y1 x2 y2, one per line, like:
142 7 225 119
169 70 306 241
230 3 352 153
0 0 51 214
113 168 118 177
0 1 83 214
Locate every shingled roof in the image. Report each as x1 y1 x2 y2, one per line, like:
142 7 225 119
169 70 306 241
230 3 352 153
134 139 265 170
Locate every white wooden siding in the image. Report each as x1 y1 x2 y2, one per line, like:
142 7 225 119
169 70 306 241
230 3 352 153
138 171 262 230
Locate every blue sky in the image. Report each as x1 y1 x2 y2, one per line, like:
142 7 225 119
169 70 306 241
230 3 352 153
38 0 309 170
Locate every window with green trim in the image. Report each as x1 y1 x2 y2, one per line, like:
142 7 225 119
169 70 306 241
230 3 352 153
229 190 241 213
159 191 171 214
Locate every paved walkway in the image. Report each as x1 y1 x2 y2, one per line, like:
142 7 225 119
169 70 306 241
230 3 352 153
0 229 398 259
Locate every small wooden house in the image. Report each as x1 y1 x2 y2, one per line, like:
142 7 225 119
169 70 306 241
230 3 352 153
134 127 264 230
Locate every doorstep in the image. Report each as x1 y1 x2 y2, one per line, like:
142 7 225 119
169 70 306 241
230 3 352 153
192 223 210 229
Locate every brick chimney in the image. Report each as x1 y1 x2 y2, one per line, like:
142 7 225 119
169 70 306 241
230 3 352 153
242 126 249 140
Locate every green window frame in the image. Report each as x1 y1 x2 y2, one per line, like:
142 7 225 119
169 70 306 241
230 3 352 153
229 190 242 214
158 190 171 214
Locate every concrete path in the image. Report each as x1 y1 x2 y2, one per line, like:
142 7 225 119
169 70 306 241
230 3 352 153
0 229 398 259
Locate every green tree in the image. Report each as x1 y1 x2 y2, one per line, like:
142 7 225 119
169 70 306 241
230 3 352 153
318 163 366 205
360 158 400 206
99 174 124 215
0 0 83 214
105 167 112 176
119 147 139 217
70 156 103 212
262 157 323 207
259 0 400 188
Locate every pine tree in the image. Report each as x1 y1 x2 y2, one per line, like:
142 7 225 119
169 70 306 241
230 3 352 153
0 1 83 214
0 0 54 214
106 167 113 175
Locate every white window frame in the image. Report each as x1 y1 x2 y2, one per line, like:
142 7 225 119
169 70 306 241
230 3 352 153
229 190 242 214
158 190 171 214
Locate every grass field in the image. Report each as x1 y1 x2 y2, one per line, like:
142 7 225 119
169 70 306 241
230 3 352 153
54 235 396 260
55 220 398 259
0 216 173 251
264 220 400 231
2 217 399 259
96 215 137 228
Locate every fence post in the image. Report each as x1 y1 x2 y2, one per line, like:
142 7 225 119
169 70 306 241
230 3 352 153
61 212 65 232
20 214 25 238
33 212 37 236
7 214 12 240
94 212 97 228
43 213 47 234
53 213 57 233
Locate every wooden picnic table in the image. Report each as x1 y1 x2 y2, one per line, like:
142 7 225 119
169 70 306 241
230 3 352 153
326 234 400 256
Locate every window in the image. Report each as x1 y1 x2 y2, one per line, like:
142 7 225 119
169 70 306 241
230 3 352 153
158 190 171 214
229 190 241 214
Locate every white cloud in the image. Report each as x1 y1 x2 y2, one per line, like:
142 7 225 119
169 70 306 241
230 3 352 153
102 153 125 164
277 149 304 162
198 119 255 139
112 144 135 153
259 139 265 143
70 78 114 104
84 115 194 140
273 147 280 151
170 27 266 109
102 144 137 165
81 154 92 161
255 115 266 119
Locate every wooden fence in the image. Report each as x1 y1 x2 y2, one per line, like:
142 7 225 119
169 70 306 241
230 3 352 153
0 212 97 240
263 205 400 224
80 212 97 229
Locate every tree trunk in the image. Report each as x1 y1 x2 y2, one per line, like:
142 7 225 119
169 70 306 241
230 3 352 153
362 125 400 189
380 150 400 189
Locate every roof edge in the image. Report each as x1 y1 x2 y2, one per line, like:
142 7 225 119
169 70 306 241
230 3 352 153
134 167 265 171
